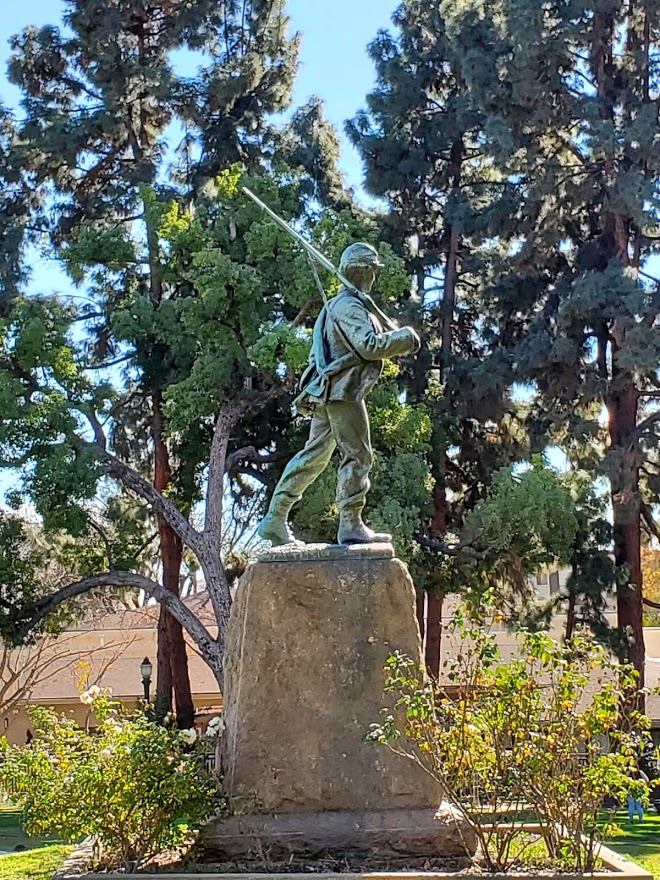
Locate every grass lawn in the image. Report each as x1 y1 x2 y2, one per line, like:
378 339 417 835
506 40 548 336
0 845 73 880
0 808 71 879
604 811 660 879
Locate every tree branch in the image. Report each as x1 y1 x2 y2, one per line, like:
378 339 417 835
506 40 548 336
415 532 486 560
78 407 108 448
204 413 232 541
14 571 219 667
641 502 660 542
204 378 294 539
75 438 206 560
636 409 660 436
224 446 286 472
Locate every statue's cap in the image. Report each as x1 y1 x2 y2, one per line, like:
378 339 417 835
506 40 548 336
339 242 383 273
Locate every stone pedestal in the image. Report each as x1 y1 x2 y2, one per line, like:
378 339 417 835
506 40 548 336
203 546 475 859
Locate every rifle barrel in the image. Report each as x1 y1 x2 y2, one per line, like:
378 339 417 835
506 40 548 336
242 186 399 331
242 187 355 289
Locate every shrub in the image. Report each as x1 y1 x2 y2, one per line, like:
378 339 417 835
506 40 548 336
0 691 220 871
373 601 648 872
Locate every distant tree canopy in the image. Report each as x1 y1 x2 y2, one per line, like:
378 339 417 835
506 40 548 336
349 0 660 692
0 0 657 702
0 0 356 708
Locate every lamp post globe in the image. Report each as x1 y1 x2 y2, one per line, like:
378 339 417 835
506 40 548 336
140 656 153 703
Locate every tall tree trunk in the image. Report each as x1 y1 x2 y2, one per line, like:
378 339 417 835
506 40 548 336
153 392 195 728
608 385 645 704
592 9 645 708
415 590 426 645
427 139 464 674
425 594 443 680
155 605 173 717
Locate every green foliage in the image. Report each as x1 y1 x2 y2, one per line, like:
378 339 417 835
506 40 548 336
0 107 32 317
0 0 308 677
374 601 649 872
0 516 42 641
351 0 660 674
248 323 311 375
346 0 541 614
0 514 79 643
0 693 219 872
464 459 579 592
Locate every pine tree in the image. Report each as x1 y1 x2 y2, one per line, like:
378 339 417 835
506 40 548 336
0 106 33 317
6 0 298 721
347 0 526 675
0 166 345 693
436 0 660 693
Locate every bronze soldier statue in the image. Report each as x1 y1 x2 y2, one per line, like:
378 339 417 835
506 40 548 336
258 242 420 547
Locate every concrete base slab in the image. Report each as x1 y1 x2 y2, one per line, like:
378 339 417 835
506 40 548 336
202 805 477 860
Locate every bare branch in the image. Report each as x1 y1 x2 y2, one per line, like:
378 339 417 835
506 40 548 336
636 409 660 436
79 407 108 449
641 503 660 542
225 446 286 472
0 634 131 716
204 378 294 540
74 437 206 559
204 413 232 540
415 532 486 560
84 354 133 371
14 572 219 672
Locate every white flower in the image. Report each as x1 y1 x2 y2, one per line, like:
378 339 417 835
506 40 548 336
179 727 197 745
205 716 225 738
100 747 113 760
80 684 103 705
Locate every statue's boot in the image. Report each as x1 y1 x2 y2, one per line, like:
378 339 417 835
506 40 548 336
257 512 303 547
337 513 392 545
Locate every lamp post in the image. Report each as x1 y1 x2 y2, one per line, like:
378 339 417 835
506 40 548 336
140 656 153 704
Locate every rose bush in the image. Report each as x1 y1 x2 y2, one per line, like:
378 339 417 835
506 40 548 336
0 691 220 871
373 599 649 872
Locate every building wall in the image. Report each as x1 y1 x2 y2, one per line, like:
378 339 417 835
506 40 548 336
1 599 221 745
438 572 660 725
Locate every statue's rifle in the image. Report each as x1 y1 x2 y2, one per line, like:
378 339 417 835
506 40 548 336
242 186 398 331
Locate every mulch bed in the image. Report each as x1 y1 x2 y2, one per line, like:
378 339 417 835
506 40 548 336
145 847 477 874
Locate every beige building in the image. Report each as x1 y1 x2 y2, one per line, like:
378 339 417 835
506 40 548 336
1 593 221 746
439 570 660 735
4 570 660 745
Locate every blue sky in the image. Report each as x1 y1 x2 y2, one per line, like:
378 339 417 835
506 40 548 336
0 0 398 190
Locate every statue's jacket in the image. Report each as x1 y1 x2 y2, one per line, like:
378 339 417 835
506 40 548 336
293 287 417 415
